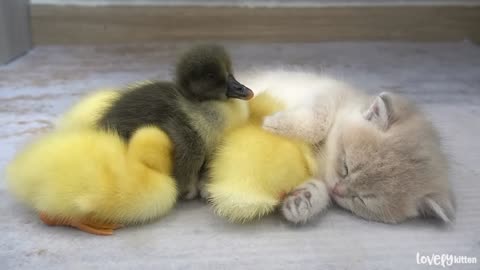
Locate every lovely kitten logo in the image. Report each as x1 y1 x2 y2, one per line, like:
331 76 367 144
416 252 477 267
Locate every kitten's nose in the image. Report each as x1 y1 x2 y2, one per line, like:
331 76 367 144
331 183 347 197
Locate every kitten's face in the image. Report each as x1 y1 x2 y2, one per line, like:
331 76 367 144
324 92 455 223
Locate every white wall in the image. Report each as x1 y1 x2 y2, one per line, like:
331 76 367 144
29 0 480 7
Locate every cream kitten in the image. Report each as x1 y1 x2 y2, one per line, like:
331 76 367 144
248 69 455 224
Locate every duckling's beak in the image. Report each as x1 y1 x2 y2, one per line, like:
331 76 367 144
226 75 254 100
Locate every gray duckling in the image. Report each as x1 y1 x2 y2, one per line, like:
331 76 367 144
97 44 253 198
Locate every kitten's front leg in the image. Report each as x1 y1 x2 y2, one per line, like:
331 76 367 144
282 179 330 223
263 104 331 144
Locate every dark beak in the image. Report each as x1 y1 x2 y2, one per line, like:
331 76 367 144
226 75 254 100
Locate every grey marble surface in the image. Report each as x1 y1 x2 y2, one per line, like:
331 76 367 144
0 42 479 269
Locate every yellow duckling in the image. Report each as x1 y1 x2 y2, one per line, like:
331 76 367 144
7 126 176 235
56 89 120 131
206 92 318 222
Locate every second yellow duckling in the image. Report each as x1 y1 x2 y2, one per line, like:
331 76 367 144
7 126 176 235
206 93 318 222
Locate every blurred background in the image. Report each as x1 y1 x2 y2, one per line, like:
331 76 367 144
1 0 479 63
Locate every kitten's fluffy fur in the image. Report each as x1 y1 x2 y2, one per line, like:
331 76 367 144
243 69 455 224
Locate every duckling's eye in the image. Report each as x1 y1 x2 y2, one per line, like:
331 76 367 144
207 73 215 79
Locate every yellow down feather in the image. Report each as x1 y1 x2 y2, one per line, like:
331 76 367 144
56 89 120 131
7 86 178 225
7 125 177 225
207 93 317 222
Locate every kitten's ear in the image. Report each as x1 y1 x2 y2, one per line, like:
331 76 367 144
417 193 456 223
363 92 392 130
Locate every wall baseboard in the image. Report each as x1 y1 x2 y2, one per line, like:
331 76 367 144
31 5 480 45
1 0 31 64
29 1 480 7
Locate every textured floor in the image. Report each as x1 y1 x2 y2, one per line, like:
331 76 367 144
0 42 479 270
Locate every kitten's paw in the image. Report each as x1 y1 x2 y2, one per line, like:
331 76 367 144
281 180 330 224
282 191 312 223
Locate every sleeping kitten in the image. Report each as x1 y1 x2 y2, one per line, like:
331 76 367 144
253 69 455 224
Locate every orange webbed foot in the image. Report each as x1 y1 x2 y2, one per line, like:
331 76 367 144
39 212 122 236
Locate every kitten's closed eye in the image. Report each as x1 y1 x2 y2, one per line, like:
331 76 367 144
338 157 349 178
353 193 376 201
353 196 366 206
349 192 378 206
342 160 349 177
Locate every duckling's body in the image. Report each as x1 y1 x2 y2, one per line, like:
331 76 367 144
98 82 248 196
207 93 317 222
7 126 177 235
98 45 253 196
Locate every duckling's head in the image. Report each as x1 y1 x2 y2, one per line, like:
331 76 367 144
176 44 254 101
